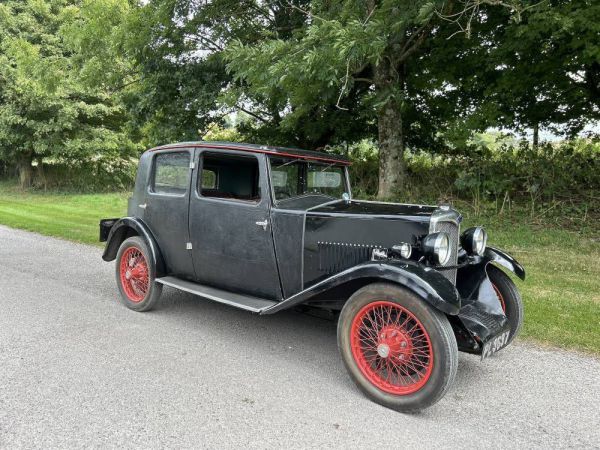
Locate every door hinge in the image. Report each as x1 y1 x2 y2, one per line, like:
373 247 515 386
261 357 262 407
186 242 193 250
189 162 196 169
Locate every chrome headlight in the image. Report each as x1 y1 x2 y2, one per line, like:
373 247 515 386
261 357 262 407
422 232 451 265
461 227 488 256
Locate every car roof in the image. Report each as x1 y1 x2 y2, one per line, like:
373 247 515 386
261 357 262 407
146 141 351 165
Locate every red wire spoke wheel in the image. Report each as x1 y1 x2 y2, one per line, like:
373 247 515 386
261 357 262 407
338 283 457 411
350 301 434 395
119 247 149 302
115 237 163 312
492 283 507 313
487 265 524 346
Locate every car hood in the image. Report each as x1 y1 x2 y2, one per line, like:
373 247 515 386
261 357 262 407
308 200 438 220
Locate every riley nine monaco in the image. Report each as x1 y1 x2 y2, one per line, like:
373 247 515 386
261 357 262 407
100 141 525 412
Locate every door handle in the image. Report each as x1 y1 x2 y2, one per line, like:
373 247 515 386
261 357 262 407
139 203 147 209
255 219 268 230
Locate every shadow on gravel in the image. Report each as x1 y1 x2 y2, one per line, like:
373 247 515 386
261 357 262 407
145 286 487 396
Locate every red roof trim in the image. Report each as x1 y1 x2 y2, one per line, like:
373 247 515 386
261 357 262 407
147 143 352 165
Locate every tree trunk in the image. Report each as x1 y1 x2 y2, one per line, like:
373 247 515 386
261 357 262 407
36 157 47 191
377 99 405 200
532 123 539 148
18 153 34 189
375 61 405 201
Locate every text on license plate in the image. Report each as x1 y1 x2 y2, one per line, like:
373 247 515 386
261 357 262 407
481 330 510 360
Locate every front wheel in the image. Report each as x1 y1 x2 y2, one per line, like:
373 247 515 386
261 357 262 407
115 236 162 312
488 265 523 346
338 283 458 412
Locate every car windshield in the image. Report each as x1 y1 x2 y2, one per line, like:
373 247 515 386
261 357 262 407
269 157 349 203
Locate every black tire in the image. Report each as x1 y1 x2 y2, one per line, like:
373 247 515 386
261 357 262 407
115 236 163 312
487 264 523 345
337 283 458 412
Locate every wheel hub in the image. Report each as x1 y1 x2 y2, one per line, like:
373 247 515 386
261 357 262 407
378 325 413 359
377 344 390 358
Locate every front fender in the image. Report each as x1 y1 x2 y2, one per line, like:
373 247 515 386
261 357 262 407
102 217 166 275
485 246 525 280
261 261 461 315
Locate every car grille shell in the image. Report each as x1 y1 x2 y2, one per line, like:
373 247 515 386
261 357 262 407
429 209 461 284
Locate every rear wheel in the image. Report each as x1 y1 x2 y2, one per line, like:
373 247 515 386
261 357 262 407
488 265 523 345
115 236 162 312
338 283 458 412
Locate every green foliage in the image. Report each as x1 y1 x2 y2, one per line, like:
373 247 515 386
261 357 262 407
202 123 244 143
341 136 600 226
0 0 139 188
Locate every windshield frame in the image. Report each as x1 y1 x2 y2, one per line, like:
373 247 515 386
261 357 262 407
267 156 352 207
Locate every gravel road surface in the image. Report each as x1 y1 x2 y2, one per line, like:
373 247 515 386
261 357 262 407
0 225 598 449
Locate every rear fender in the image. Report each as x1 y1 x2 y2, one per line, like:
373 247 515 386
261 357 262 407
102 217 166 276
261 261 461 315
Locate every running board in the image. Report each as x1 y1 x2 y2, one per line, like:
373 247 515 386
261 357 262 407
155 276 278 313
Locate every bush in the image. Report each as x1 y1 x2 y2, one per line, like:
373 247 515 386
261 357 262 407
33 156 137 192
337 137 600 225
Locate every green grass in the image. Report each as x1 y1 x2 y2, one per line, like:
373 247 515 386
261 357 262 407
0 182 128 245
0 182 598 355
463 213 600 355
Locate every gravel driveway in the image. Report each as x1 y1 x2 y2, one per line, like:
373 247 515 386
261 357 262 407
0 225 598 449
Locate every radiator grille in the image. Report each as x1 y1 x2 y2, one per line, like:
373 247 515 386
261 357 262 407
317 242 382 275
431 220 460 284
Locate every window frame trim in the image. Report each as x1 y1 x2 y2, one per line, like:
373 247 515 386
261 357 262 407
267 156 350 206
148 149 192 198
195 149 263 206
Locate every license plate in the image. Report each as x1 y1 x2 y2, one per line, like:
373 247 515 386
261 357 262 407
481 330 510 360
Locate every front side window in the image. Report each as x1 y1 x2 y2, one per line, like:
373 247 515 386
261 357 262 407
270 157 348 202
199 152 260 202
152 152 190 195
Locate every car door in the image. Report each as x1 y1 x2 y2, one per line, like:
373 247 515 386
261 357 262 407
142 148 195 278
189 149 282 300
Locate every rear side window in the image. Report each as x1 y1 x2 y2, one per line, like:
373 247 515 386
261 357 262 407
152 152 190 195
199 152 260 202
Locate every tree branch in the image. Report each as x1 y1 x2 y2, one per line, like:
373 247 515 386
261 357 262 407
236 105 271 124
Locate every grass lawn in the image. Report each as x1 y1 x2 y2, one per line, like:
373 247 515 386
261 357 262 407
0 182 128 245
0 182 598 355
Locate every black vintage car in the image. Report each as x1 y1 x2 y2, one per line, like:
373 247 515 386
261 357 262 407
100 141 525 412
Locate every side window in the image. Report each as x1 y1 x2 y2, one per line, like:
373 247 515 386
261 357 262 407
270 158 301 200
201 169 217 189
152 152 190 195
199 152 260 202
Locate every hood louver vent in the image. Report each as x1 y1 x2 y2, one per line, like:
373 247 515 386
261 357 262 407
317 242 383 275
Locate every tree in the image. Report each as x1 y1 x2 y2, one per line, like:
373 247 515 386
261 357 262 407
225 1 530 199
0 0 137 188
476 0 600 143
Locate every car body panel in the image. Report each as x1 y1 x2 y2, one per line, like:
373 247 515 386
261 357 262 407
189 149 282 300
262 259 461 315
142 147 195 278
303 201 433 287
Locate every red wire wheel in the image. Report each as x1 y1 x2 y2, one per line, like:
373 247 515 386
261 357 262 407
492 283 507 313
119 246 149 303
350 301 434 395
